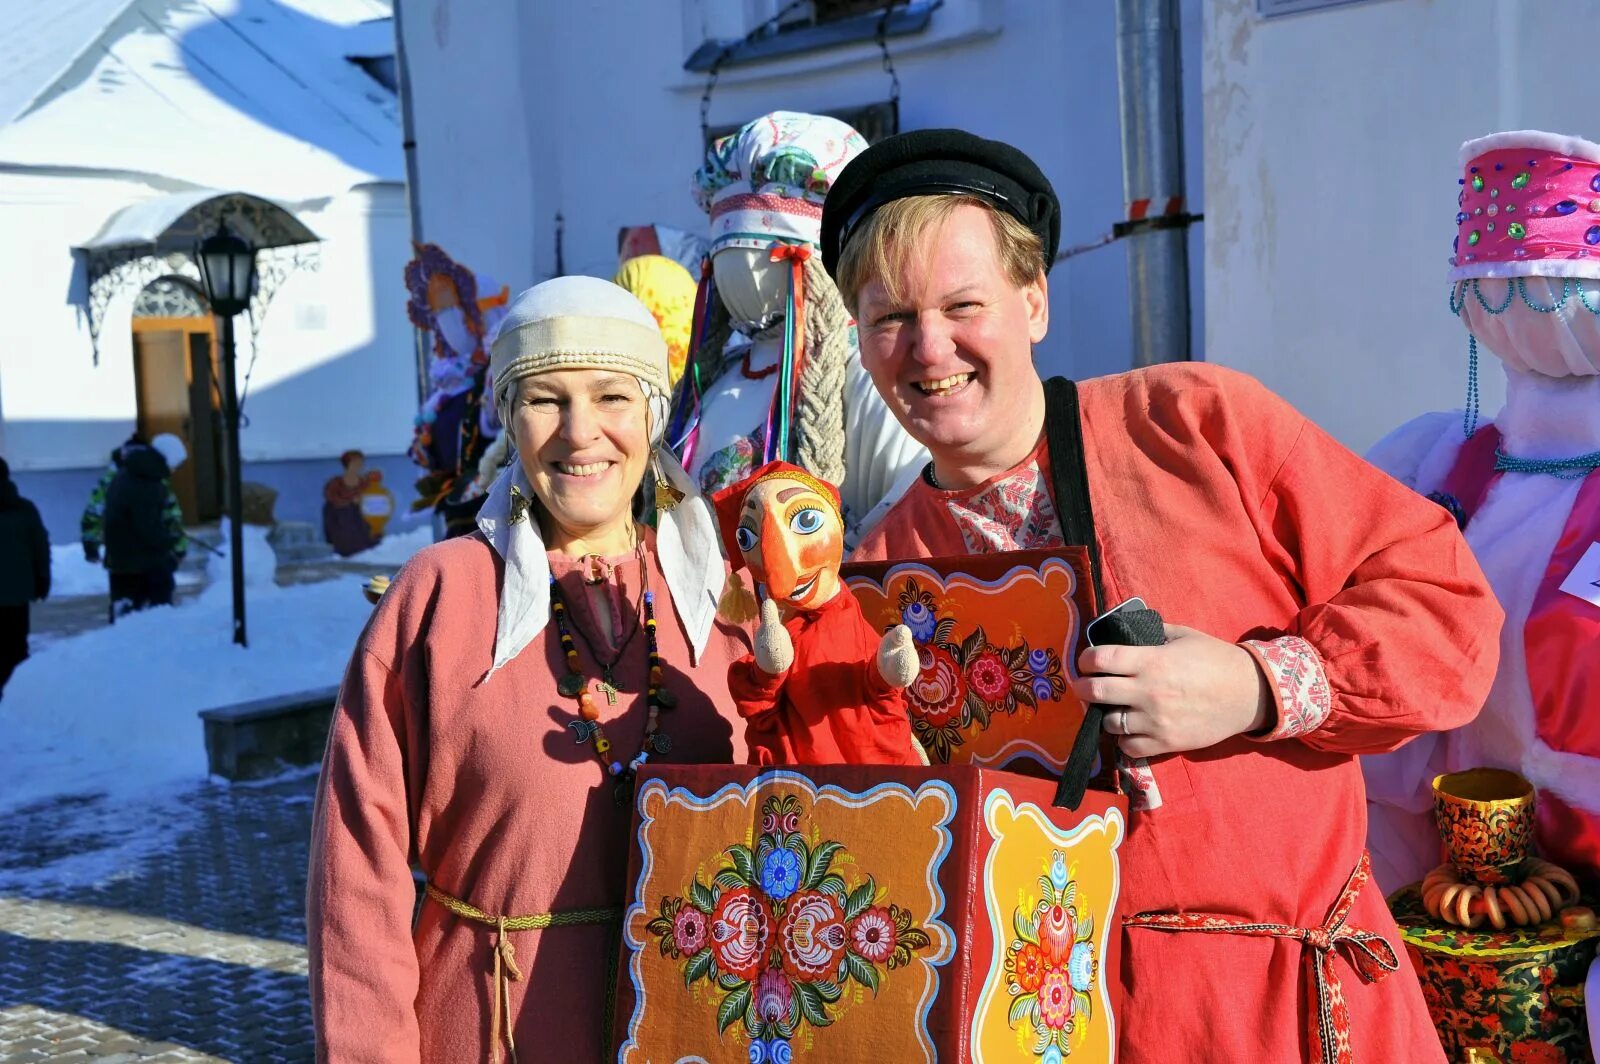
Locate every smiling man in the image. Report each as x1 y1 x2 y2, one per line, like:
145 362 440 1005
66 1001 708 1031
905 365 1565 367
823 129 1502 1063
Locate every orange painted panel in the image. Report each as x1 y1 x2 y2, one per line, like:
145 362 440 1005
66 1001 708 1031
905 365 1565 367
614 764 1125 1063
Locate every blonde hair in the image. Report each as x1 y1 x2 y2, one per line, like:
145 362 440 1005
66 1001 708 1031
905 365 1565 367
834 195 1046 312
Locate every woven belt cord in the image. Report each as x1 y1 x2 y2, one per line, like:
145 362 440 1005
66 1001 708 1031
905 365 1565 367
425 883 622 1064
1122 852 1399 1064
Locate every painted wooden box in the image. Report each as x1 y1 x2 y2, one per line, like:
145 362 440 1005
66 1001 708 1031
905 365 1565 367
841 549 1103 775
612 764 1127 1063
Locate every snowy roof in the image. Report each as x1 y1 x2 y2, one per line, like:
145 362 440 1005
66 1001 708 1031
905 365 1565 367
0 0 401 202
0 0 132 125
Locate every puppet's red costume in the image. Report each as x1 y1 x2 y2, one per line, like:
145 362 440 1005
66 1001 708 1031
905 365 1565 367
728 588 920 765
714 462 922 767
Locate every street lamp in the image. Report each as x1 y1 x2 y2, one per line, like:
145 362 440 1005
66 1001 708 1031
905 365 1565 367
196 218 257 647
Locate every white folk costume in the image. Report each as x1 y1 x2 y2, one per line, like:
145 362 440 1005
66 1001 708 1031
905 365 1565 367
663 111 927 547
1361 130 1600 1052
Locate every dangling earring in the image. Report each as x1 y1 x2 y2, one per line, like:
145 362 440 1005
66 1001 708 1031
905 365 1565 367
652 450 685 513
717 570 758 624
508 484 531 525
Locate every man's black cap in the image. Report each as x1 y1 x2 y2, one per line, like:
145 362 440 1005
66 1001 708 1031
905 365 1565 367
821 128 1060 277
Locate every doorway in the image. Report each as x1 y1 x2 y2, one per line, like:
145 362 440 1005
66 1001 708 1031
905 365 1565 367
131 276 224 523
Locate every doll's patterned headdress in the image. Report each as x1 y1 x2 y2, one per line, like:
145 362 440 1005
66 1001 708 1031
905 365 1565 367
404 242 511 361
1447 131 1600 440
694 112 869 256
668 113 868 475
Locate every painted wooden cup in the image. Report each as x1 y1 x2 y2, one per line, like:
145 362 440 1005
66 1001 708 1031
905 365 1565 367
1433 768 1536 886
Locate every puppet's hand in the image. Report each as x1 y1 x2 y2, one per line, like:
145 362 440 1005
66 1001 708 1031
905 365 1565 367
753 598 794 676
877 624 919 688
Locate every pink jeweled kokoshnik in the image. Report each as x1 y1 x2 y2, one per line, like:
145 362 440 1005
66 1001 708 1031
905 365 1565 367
1451 131 1600 281
1447 132 1600 438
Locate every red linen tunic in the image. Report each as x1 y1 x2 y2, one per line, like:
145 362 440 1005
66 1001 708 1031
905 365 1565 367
855 363 1501 1063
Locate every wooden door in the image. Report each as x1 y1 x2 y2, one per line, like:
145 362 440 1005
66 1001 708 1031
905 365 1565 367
186 331 223 521
133 329 198 521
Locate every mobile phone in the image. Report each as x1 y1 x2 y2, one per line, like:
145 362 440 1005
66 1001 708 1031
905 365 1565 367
1085 596 1147 647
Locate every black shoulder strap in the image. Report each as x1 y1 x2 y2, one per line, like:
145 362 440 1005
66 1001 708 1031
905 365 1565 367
1041 376 1104 609
1041 376 1111 810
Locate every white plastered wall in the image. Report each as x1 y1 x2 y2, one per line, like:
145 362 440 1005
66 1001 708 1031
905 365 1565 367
1204 0 1600 452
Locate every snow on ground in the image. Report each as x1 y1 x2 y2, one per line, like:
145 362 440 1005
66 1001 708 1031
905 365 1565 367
1 519 440 886
2 525 374 815
50 543 208 597
346 521 434 567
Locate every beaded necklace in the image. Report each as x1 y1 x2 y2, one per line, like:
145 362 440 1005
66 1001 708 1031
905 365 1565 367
1494 447 1600 479
549 569 675 793
740 348 779 381
1451 276 1600 439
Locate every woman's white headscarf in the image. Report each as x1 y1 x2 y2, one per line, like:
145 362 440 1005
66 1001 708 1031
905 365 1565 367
477 276 722 678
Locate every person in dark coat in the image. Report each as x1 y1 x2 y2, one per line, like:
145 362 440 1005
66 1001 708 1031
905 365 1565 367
104 433 188 619
80 432 146 563
0 457 50 699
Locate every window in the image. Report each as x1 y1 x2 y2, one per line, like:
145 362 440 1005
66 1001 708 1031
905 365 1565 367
1257 0 1386 16
684 0 938 73
814 0 900 23
347 54 398 92
133 277 209 319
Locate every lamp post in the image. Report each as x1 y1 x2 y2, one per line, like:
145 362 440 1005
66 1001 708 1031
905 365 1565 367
196 218 257 648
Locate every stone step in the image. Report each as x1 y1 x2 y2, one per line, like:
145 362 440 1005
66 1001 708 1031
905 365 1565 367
266 520 333 565
199 685 338 781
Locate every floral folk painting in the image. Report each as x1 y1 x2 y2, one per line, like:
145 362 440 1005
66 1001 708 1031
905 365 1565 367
1390 885 1599 1062
842 552 1094 770
971 791 1125 1063
620 772 957 1063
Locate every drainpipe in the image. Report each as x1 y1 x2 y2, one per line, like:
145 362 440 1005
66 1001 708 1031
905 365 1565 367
391 0 431 403
1114 0 1192 366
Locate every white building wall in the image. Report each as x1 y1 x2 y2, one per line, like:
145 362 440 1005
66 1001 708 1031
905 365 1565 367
0 170 154 471
239 182 416 461
0 172 413 471
1204 0 1598 453
401 0 1208 382
398 0 542 291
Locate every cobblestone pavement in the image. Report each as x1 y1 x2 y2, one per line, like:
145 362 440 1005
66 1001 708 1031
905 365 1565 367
0 774 318 1062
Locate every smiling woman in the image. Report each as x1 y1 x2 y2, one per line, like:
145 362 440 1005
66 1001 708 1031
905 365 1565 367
308 277 757 1064
511 370 652 556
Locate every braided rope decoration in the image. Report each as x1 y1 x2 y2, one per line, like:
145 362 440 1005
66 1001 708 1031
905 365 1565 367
794 254 851 487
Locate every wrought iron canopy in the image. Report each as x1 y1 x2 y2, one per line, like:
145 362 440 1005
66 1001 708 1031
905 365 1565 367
74 191 321 363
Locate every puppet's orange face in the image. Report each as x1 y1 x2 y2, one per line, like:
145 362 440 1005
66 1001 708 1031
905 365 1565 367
735 476 844 611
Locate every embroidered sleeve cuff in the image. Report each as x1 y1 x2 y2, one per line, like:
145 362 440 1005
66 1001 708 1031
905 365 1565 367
1240 635 1333 742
